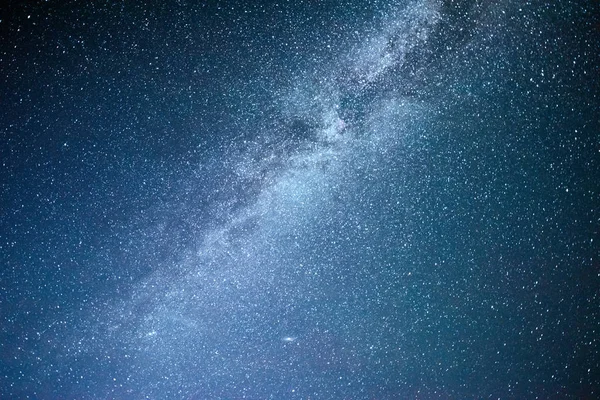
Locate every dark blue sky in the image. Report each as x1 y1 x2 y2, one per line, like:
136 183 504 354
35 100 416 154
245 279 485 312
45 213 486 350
1 1 598 398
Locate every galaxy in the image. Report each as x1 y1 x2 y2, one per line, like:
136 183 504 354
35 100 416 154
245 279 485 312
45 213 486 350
1 0 598 398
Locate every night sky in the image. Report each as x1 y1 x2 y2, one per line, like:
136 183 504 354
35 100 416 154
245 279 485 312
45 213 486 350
1 0 598 399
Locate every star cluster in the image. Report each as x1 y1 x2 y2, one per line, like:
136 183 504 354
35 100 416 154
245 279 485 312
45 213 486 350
1 0 598 398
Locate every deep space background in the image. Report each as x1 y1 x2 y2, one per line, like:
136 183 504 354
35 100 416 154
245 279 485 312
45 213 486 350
1 0 599 399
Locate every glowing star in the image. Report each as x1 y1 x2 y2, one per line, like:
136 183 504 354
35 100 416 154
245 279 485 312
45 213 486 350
282 336 296 342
